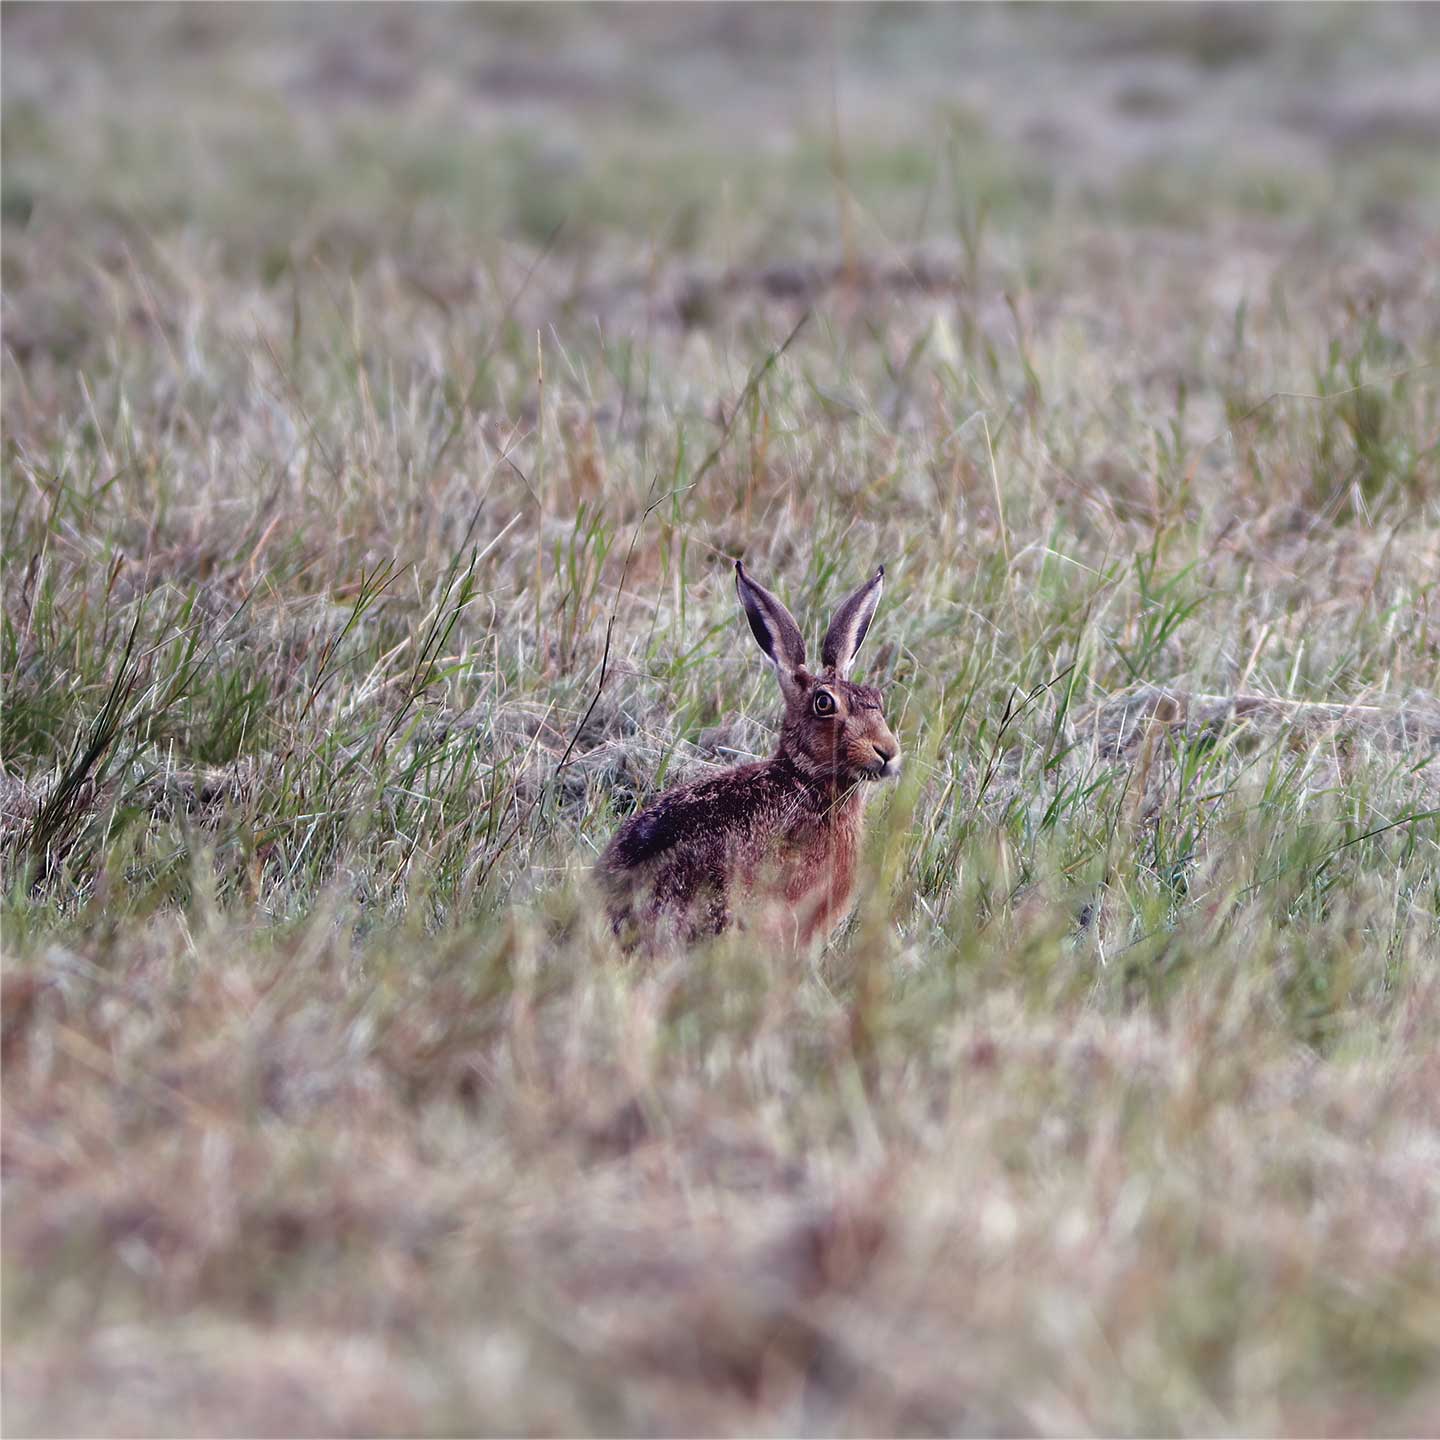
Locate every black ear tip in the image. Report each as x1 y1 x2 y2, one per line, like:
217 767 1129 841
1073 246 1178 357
876 563 885 579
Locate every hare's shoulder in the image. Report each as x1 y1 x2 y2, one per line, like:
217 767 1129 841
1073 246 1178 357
603 759 798 871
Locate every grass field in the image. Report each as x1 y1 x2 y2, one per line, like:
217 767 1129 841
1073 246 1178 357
3 4 1440 1434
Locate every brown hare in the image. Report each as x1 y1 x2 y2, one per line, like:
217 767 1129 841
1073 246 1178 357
600 560 901 949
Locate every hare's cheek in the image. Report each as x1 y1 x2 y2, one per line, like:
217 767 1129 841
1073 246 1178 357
810 727 839 766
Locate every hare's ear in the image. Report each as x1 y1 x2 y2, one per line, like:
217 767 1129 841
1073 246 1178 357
821 565 884 678
735 561 807 697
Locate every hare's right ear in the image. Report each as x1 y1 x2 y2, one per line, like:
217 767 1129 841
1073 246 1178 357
820 564 884 678
735 561 807 699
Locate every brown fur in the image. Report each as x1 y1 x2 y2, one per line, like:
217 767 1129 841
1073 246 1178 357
600 565 900 950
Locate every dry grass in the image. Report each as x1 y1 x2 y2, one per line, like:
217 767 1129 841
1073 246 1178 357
3 5 1440 1435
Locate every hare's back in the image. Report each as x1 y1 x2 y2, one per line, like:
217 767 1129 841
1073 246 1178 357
600 759 793 878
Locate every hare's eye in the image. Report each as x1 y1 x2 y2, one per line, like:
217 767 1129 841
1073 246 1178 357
812 691 836 716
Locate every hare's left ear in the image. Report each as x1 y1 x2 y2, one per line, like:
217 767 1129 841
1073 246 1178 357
821 565 884 678
735 560 808 701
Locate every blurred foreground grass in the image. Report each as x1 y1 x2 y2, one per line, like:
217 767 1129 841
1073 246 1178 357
3 5 1440 1434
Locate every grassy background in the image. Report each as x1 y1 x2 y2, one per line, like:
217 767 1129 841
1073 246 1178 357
4 3 1440 1433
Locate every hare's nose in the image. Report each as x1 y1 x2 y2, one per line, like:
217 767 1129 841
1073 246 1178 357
873 741 901 774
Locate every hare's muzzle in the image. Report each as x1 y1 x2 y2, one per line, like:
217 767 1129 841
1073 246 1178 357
868 740 901 780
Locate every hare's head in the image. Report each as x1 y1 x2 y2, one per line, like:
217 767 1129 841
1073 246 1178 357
735 560 901 786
